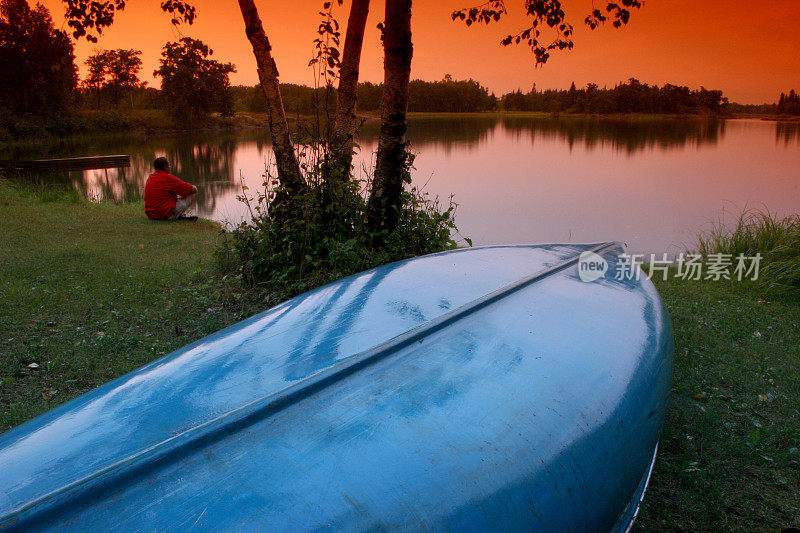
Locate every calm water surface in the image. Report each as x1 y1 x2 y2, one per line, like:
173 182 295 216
5 116 800 255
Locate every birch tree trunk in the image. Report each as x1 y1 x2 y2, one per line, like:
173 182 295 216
330 0 370 178
367 0 412 235
237 0 304 195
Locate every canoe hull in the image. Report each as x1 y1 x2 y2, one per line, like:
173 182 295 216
0 243 673 531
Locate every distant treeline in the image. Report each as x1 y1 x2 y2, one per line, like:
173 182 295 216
728 90 799 116
231 77 736 117
231 76 497 115
501 79 727 114
726 102 778 115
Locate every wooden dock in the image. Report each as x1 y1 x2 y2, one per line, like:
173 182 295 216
0 155 131 172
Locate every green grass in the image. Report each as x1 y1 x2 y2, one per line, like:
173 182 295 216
0 180 257 430
636 276 800 531
1 181 798 530
697 210 800 258
697 210 800 297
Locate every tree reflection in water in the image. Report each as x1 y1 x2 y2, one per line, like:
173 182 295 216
776 121 800 145
0 115 766 224
1 130 251 214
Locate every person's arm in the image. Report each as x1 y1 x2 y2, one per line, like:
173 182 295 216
166 175 197 197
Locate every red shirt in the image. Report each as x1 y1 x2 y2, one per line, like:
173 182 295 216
144 170 196 220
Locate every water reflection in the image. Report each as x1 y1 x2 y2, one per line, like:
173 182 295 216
3 131 251 213
358 115 726 155
499 115 724 153
776 121 800 145
2 117 798 254
3 115 727 197
161 135 241 214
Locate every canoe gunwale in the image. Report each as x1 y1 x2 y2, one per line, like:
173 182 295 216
616 442 660 532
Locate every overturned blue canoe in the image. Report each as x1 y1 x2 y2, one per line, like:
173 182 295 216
0 243 673 532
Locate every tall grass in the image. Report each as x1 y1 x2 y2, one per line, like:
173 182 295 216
697 209 800 297
761 228 800 296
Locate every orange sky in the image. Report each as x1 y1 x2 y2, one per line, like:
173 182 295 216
41 0 800 104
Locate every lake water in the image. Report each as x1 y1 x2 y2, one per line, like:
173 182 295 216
5 116 799 255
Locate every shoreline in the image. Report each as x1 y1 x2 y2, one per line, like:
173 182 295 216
5 110 797 150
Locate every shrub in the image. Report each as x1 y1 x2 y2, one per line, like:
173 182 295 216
218 152 462 301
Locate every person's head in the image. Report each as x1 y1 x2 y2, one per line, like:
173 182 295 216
153 156 169 172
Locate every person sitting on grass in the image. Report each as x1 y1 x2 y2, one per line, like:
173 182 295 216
144 156 198 221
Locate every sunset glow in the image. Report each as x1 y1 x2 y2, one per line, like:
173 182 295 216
40 0 800 104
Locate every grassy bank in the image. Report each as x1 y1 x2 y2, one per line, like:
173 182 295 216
637 276 800 531
0 182 798 530
0 180 259 429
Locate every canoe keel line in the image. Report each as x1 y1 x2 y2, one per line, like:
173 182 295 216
0 242 673 531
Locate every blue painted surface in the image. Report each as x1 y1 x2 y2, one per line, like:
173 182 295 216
0 243 673 531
